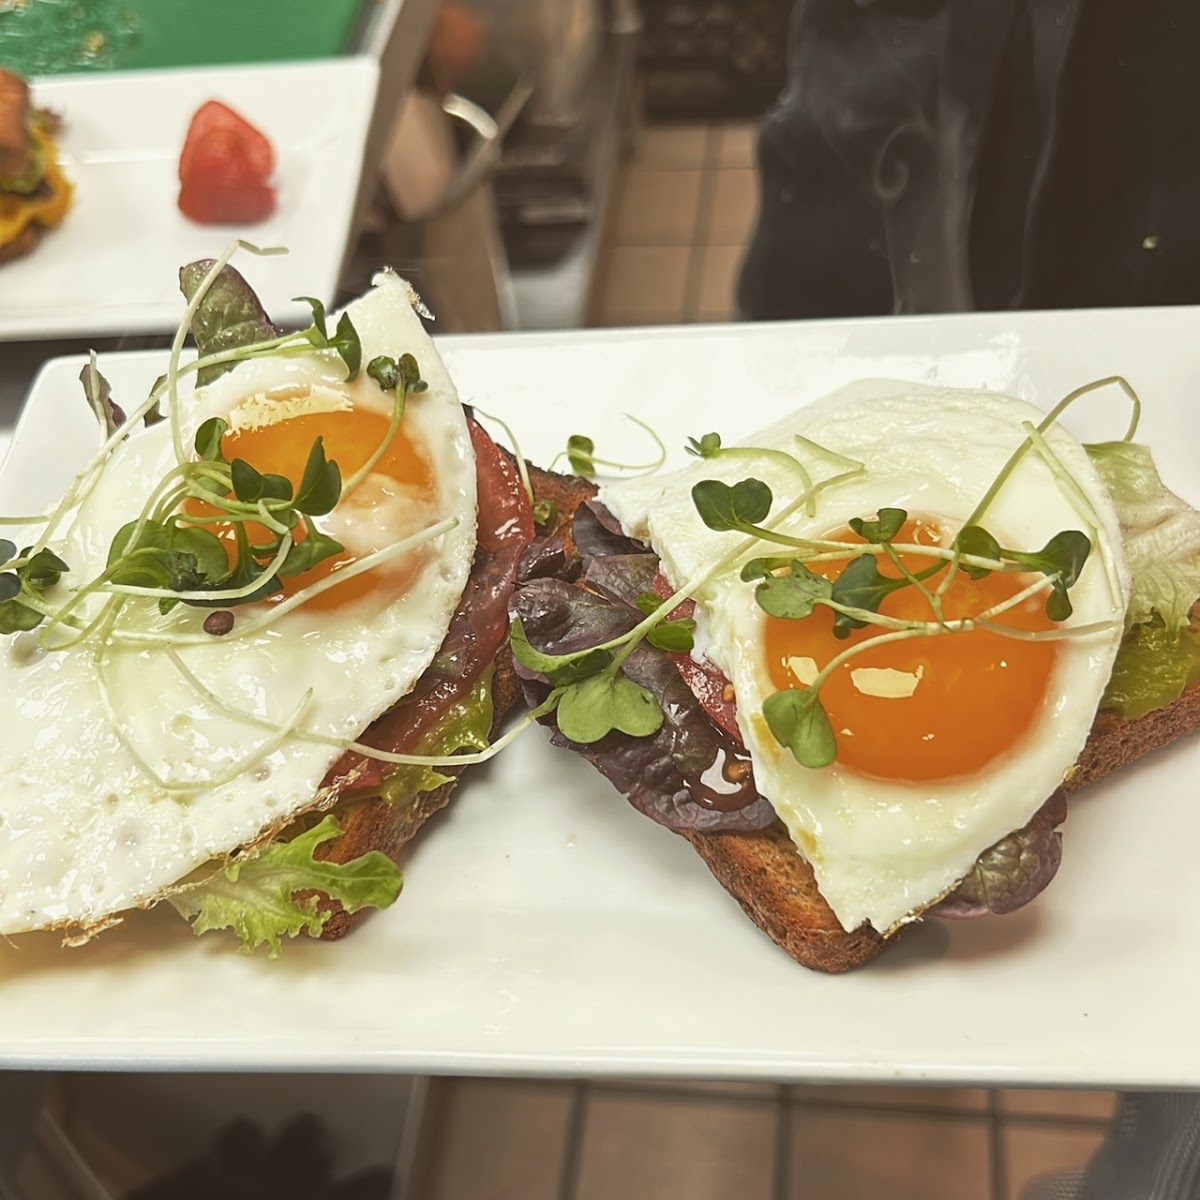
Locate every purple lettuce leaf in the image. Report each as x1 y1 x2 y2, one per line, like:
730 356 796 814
931 792 1067 918
583 553 659 609
510 577 774 832
573 500 645 560
517 536 572 583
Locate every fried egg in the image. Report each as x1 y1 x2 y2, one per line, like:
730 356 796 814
599 380 1130 933
0 272 477 934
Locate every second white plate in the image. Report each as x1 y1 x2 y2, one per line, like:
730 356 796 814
0 60 378 340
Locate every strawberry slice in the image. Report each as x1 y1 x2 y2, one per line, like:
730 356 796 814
178 100 276 226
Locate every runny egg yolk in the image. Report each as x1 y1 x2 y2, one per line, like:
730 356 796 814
763 517 1060 782
187 399 436 611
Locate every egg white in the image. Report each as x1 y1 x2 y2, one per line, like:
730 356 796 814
599 380 1130 933
0 273 478 934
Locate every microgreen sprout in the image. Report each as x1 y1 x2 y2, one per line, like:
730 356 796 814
698 474 1103 765
687 431 819 515
470 405 536 512
635 592 697 652
294 296 363 380
510 445 871 740
0 541 69 633
551 415 667 478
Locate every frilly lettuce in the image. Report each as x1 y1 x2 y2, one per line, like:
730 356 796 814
167 816 402 958
1087 441 1200 634
1087 441 1200 718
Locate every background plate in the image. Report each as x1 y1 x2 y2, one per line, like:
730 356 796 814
0 60 378 340
1 306 1199 1084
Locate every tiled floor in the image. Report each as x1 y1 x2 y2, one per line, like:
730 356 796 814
588 121 759 327
401 117 1120 1200
409 1078 1115 1199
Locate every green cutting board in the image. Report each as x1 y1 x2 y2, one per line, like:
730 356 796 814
0 0 367 76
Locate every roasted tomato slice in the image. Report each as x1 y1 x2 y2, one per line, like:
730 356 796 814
651 569 744 743
178 100 276 225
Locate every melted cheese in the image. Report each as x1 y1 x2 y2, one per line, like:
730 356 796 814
0 131 73 243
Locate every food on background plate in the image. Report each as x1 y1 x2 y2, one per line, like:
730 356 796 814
0 247 534 954
0 67 73 264
178 100 277 225
511 379 1200 971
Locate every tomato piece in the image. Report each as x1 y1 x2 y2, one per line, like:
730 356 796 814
651 570 744 743
467 416 535 552
180 100 274 181
178 100 276 226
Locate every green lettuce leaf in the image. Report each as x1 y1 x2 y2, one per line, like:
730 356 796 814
1103 616 1200 720
379 670 494 804
167 816 402 958
1087 440 1200 634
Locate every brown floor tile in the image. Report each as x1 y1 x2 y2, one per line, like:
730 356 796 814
714 122 759 168
706 168 759 244
998 1090 1117 1122
608 167 703 244
786 1109 991 1199
590 245 691 325
576 1091 777 1200
693 243 745 321
631 122 710 169
788 1084 990 1113
1003 1122 1106 1200
596 1078 779 1100
419 1078 574 1200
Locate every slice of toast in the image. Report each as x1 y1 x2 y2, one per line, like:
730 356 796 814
522 463 1200 973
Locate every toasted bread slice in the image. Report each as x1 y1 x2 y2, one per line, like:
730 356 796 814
522 463 1200 973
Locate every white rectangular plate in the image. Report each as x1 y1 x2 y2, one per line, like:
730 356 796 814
1 307 1199 1084
0 61 378 340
